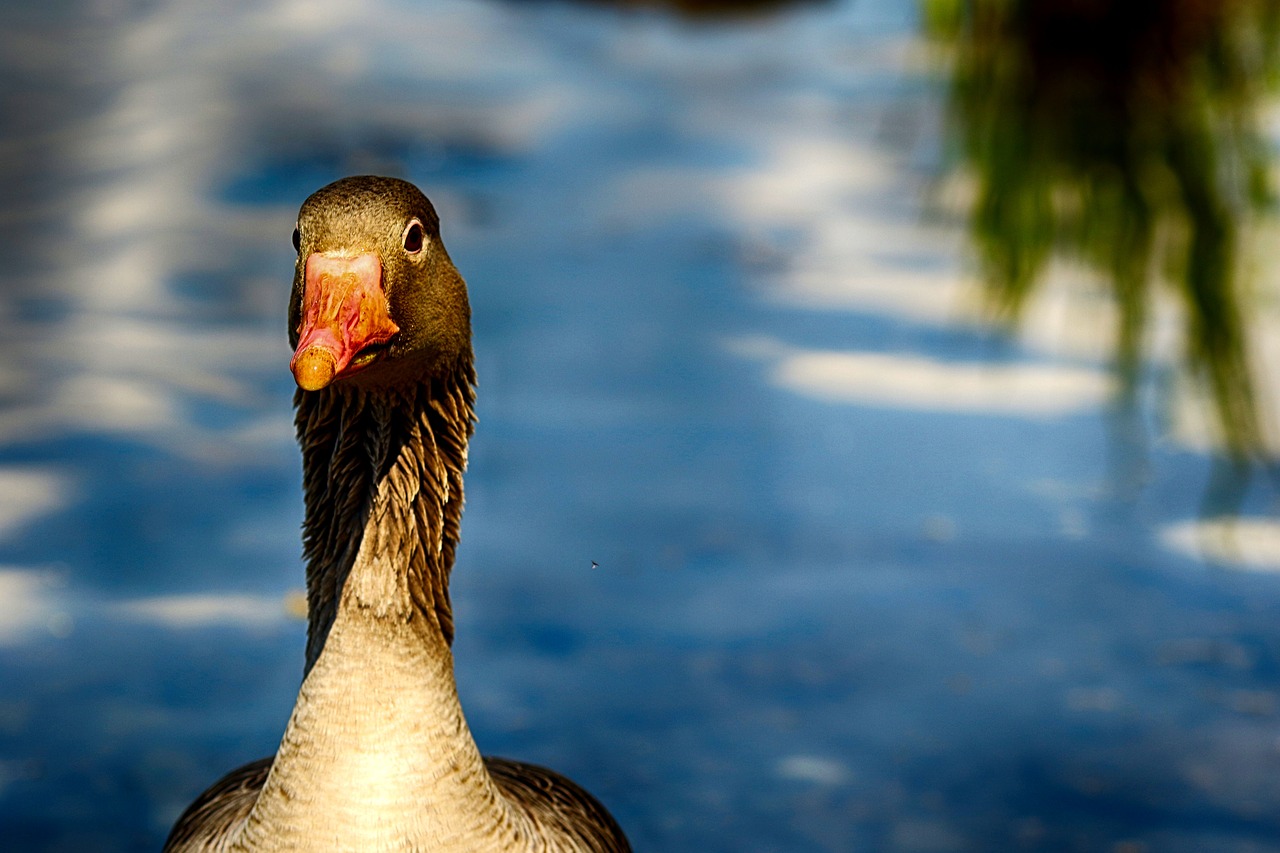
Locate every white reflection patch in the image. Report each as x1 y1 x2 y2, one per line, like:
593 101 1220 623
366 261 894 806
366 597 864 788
737 338 1113 418
776 754 850 785
55 375 176 434
1160 518 1280 572
113 594 290 628
0 470 69 540
0 569 68 646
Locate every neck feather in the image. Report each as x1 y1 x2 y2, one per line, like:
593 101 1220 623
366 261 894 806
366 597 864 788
294 357 476 672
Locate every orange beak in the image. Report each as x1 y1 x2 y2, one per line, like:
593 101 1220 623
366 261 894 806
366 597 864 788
290 253 400 391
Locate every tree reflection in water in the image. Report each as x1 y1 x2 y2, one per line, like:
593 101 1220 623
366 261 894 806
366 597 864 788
923 0 1280 456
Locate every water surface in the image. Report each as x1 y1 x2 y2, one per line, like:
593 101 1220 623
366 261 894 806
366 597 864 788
4 0 1280 851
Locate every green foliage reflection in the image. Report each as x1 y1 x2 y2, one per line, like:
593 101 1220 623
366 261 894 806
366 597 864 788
923 0 1280 455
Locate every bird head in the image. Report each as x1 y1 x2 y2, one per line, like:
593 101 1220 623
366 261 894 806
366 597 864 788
288 176 471 391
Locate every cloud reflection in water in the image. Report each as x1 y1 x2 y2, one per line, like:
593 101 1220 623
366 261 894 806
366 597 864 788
3 0 1280 851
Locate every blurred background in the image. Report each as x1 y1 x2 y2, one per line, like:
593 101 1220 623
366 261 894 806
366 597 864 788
4 0 1280 850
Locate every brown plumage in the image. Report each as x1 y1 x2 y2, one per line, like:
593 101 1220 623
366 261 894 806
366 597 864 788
164 176 630 852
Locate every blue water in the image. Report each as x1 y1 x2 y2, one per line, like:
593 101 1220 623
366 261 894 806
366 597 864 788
3 0 1280 850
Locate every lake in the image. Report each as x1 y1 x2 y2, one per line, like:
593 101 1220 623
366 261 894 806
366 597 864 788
4 0 1280 850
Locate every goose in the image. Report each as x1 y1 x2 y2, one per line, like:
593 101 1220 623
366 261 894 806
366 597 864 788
164 176 631 852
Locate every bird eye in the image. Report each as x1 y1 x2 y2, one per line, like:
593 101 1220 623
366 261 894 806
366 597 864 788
402 220 425 254
292 227 301 253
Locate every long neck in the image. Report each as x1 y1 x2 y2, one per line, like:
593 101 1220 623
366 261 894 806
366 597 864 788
229 359 542 850
295 359 476 671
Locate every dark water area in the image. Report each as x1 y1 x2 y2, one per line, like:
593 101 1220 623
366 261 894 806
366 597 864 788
4 0 1280 851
